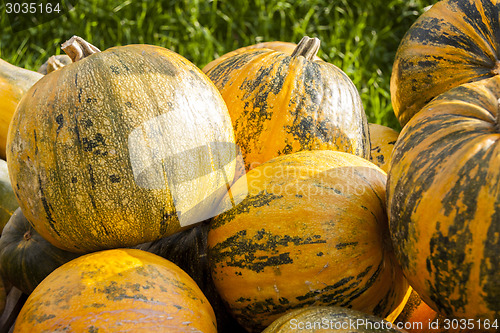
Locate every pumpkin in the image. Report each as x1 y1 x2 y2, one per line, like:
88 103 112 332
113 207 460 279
394 289 443 333
205 36 370 171
0 159 18 233
387 75 500 322
6 36 238 253
390 0 500 127
0 271 5 316
37 54 72 74
208 150 409 332
135 222 246 333
394 289 493 333
263 306 408 333
0 59 43 160
0 208 81 295
202 40 322 73
13 248 217 332
368 123 399 173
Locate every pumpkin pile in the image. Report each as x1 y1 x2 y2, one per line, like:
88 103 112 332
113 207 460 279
0 0 497 331
388 0 499 328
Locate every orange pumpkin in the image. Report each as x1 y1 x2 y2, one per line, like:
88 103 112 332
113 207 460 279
0 59 42 160
208 150 409 332
388 75 500 324
391 0 500 127
368 123 399 173
205 36 370 171
202 40 322 73
14 248 217 332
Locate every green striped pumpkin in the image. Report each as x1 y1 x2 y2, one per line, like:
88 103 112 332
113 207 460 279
391 0 500 127
263 306 407 333
6 37 237 252
204 36 370 171
387 75 500 322
208 150 409 332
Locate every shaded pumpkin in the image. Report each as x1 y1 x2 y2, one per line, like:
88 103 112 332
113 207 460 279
0 271 5 315
6 36 238 253
0 208 81 295
202 40 322 73
208 150 409 332
205 36 370 171
13 248 217 332
135 222 246 333
395 288 443 333
263 306 408 333
387 75 500 322
390 0 500 127
368 123 399 173
385 284 413 324
0 159 18 233
0 59 43 160
394 289 491 333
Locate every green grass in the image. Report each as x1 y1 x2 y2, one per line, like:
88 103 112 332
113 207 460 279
0 0 436 130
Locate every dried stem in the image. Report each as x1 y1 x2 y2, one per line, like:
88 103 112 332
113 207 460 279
290 36 321 61
61 36 100 63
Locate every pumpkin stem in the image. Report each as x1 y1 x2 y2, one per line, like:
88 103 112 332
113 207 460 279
291 36 321 61
61 36 100 63
46 56 67 73
23 230 32 241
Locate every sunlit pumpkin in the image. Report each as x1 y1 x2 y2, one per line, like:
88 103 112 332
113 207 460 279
205 36 370 171
390 0 500 127
0 59 43 160
13 248 217 332
388 75 500 323
202 40 321 73
208 150 409 332
7 36 238 252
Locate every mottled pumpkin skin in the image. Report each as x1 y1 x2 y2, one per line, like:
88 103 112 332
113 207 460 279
395 289 443 333
387 76 500 322
7 44 237 253
368 123 399 173
0 159 19 233
0 59 43 160
205 48 370 171
208 150 408 332
0 208 81 295
135 222 247 333
393 289 494 333
14 248 217 333
390 0 500 127
263 306 407 333
202 41 321 73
